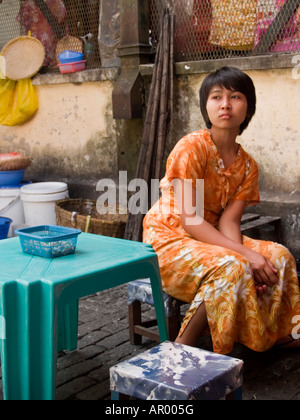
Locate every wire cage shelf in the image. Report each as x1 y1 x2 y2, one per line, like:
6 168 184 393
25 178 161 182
1 0 300 72
150 0 300 62
0 0 101 72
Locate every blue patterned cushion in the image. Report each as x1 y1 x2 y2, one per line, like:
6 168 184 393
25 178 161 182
110 341 243 400
128 278 184 317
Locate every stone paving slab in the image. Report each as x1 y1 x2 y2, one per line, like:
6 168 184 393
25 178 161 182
0 284 299 400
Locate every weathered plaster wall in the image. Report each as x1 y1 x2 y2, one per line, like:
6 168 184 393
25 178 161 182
0 81 117 180
166 67 300 258
169 68 300 196
1 67 297 194
0 74 143 199
0 65 299 257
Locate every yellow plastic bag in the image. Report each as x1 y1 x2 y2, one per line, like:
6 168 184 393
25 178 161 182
0 78 39 126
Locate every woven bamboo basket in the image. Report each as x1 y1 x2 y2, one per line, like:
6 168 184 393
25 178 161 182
0 157 32 171
55 35 83 63
1 36 45 81
55 199 128 239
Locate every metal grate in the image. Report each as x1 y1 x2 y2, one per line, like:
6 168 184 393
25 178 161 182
150 0 300 62
1 1 300 72
0 0 101 72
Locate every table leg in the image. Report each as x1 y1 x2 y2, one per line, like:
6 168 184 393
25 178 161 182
149 267 169 343
0 281 58 400
58 300 79 352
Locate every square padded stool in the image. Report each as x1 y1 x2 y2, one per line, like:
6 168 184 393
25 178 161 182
110 341 243 400
128 279 186 344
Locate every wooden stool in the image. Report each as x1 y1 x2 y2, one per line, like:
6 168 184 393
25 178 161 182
110 341 244 400
128 279 185 344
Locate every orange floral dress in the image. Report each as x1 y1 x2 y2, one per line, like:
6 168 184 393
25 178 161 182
143 130 300 354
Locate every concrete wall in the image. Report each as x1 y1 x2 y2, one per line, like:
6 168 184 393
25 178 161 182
164 67 300 196
0 62 299 257
0 70 143 197
11 81 117 178
144 60 300 260
162 65 300 258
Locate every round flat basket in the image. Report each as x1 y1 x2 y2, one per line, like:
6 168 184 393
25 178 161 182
1 36 45 81
55 199 128 239
56 35 83 62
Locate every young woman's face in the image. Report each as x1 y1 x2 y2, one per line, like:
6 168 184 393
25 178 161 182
206 85 248 132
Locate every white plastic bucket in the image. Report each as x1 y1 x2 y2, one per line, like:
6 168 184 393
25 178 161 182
21 182 69 227
0 186 26 237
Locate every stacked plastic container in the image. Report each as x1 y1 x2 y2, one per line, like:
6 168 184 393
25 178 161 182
0 158 28 239
0 155 70 238
0 155 81 258
20 182 69 227
58 50 86 74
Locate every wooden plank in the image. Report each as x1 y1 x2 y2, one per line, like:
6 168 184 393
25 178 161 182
134 325 160 342
241 213 261 224
253 0 300 54
241 216 281 231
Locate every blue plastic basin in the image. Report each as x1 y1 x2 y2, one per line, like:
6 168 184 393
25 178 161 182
0 170 25 187
58 50 84 64
0 217 12 240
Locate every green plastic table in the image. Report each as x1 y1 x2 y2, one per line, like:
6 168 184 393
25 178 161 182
0 233 168 400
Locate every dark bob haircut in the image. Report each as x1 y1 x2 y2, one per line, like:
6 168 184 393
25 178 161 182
200 66 256 135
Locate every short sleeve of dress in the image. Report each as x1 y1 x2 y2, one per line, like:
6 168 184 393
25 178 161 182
165 131 208 188
231 155 260 207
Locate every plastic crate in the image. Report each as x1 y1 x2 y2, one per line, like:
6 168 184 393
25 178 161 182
15 225 81 258
58 60 86 74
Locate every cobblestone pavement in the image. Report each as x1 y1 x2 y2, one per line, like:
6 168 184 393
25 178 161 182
0 284 299 401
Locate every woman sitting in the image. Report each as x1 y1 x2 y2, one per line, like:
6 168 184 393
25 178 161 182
143 66 300 354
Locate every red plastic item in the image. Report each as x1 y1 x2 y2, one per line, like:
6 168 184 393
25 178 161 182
58 60 86 74
0 152 21 160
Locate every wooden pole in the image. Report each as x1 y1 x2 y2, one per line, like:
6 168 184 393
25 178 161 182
124 8 175 242
155 11 171 180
